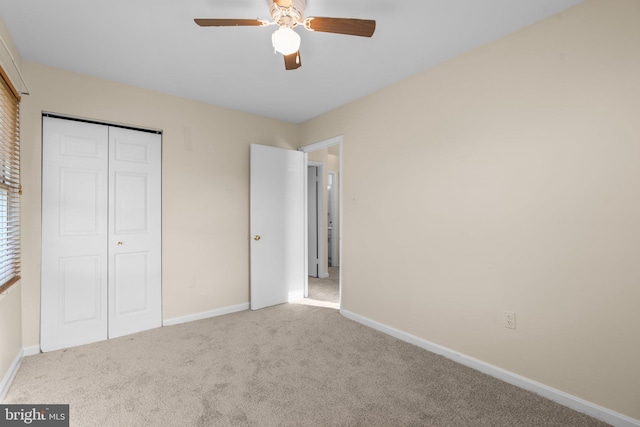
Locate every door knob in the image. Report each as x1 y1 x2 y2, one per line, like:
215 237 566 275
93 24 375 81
118 241 123 246
254 235 261 241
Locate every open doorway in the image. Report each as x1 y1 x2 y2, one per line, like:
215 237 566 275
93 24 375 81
298 137 342 310
307 162 327 280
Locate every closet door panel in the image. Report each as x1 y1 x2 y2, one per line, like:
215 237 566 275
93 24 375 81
59 255 102 323
114 172 148 233
41 117 109 352
113 252 149 314
108 127 162 338
59 169 103 234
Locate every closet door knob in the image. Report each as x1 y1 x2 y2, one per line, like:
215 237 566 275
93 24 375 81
118 241 123 246
254 235 261 241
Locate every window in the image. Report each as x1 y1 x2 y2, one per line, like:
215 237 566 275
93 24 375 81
0 66 20 293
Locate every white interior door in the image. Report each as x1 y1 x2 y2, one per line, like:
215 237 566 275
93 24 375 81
41 117 109 352
328 171 338 267
108 127 162 338
41 116 162 351
307 166 319 278
250 144 306 310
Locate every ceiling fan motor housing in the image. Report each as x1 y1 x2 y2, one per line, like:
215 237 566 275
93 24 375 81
269 0 306 28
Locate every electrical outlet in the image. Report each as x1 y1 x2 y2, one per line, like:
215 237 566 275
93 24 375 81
504 311 516 329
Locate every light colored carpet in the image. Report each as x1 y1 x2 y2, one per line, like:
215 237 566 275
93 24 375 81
4 304 608 426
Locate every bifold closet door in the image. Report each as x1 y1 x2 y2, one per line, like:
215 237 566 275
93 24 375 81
107 127 162 338
41 117 161 352
41 117 110 351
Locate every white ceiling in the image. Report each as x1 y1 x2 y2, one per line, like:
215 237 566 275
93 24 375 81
0 0 583 124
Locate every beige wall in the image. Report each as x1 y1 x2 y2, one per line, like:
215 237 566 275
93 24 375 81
0 286 21 388
0 16 23 391
3 0 639 420
19 61 300 348
300 0 640 420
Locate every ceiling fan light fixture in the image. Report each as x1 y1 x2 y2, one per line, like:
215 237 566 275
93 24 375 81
195 0 375 70
272 27 301 55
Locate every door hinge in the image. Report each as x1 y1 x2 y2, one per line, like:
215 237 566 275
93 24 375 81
18 184 23 195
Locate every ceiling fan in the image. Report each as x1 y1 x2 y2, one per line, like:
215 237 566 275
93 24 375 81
194 0 376 70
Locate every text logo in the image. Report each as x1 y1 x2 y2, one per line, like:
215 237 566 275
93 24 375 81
0 405 68 427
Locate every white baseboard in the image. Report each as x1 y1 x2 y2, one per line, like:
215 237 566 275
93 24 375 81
22 345 40 356
0 349 23 402
162 303 249 326
288 291 304 302
319 272 330 279
340 309 640 427
5 306 251 399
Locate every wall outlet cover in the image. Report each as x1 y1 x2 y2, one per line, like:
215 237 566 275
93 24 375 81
504 311 516 329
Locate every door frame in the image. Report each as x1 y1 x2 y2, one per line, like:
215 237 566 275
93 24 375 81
307 161 327 282
327 171 339 268
299 136 343 306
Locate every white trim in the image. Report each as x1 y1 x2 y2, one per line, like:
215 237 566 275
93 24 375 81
298 136 342 153
162 303 249 326
307 161 326 279
0 349 22 401
303 152 309 298
337 141 343 306
22 346 40 357
340 309 640 427
288 291 304 302
0 33 30 95
327 170 339 268
299 135 343 308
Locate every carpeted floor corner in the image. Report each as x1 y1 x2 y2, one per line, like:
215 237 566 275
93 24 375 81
4 304 608 426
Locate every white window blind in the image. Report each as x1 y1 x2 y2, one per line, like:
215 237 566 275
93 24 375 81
0 67 20 293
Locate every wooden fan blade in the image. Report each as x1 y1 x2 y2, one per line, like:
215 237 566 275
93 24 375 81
306 17 376 37
284 51 302 70
194 18 265 27
274 0 293 7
